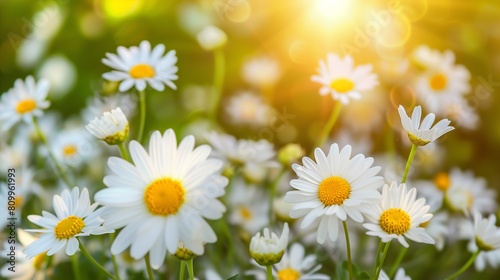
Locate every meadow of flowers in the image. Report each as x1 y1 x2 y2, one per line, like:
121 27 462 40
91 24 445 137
1 0 500 279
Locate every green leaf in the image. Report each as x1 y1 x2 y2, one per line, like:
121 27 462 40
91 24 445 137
226 274 239 280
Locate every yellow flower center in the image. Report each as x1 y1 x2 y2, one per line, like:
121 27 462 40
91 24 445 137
317 176 351 206
429 73 447 91
330 78 354 93
16 99 37 114
54 216 85 239
239 206 253 220
277 268 301 280
379 208 411 235
144 178 185 216
241 102 258 120
63 145 78 157
33 252 47 270
434 172 450 191
129 64 155 79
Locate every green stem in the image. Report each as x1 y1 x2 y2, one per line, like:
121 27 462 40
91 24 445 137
187 259 195 280
317 102 342 148
71 254 81 280
110 233 121 280
401 144 418 183
374 240 383 276
269 168 287 224
375 241 391 280
78 240 116 280
137 90 146 144
445 250 480 280
33 117 73 187
145 253 155 280
266 265 273 280
179 261 185 280
342 221 353 280
389 247 408 278
118 142 130 162
209 48 225 121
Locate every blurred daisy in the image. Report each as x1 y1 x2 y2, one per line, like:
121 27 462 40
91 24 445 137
413 46 471 113
37 55 76 99
0 134 31 172
83 94 136 123
467 212 500 271
86 107 129 145
329 130 372 156
249 223 289 266
229 179 269 234
420 211 448 251
242 56 281 88
363 182 434 248
225 92 273 127
50 128 97 167
340 89 386 134
311 54 378 104
196 25 227 51
23 187 111 258
102 40 178 92
95 129 228 269
0 76 50 131
398 105 454 146
443 98 479 130
379 268 411 280
284 144 384 244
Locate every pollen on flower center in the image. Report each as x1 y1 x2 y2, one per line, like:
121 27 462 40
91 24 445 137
33 252 47 270
379 208 411 235
434 172 450 191
429 73 447 91
16 99 37 114
277 268 301 280
330 78 354 93
129 64 156 79
144 178 185 216
317 176 351 206
63 145 78 157
240 206 253 220
54 215 85 239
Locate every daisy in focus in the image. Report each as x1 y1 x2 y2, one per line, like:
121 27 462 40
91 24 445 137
102 40 178 92
23 187 111 258
311 54 378 104
284 144 384 244
0 76 50 131
86 107 129 145
398 105 454 146
467 212 500 271
363 182 434 248
249 223 289 266
94 129 228 269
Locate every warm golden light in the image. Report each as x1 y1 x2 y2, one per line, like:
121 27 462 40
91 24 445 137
311 0 353 24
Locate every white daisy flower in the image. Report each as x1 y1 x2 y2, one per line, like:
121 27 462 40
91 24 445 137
284 144 384 244
242 56 281 88
83 94 136 123
363 182 434 248
249 223 289 266
0 76 50 131
420 211 448 251
85 107 129 145
102 40 178 92
398 105 454 146
23 187 111 258
50 128 97 167
37 55 76 99
412 46 471 113
467 212 500 271
228 178 269 234
311 54 378 104
443 97 479 130
225 92 273 127
379 268 411 280
94 129 228 269
196 25 227 51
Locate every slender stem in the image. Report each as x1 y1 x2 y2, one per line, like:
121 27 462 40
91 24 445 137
137 90 147 143
375 242 391 280
445 250 480 280
317 102 342 148
71 254 81 280
33 117 72 187
110 233 121 280
78 240 116 280
118 142 130 162
401 144 418 183
374 240 383 276
342 221 353 280
269 168 287 224
266 265 273 280
209 49 225 121
389 247 408 278
187 259 195 280
179 261 186 280
145 253 155 280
